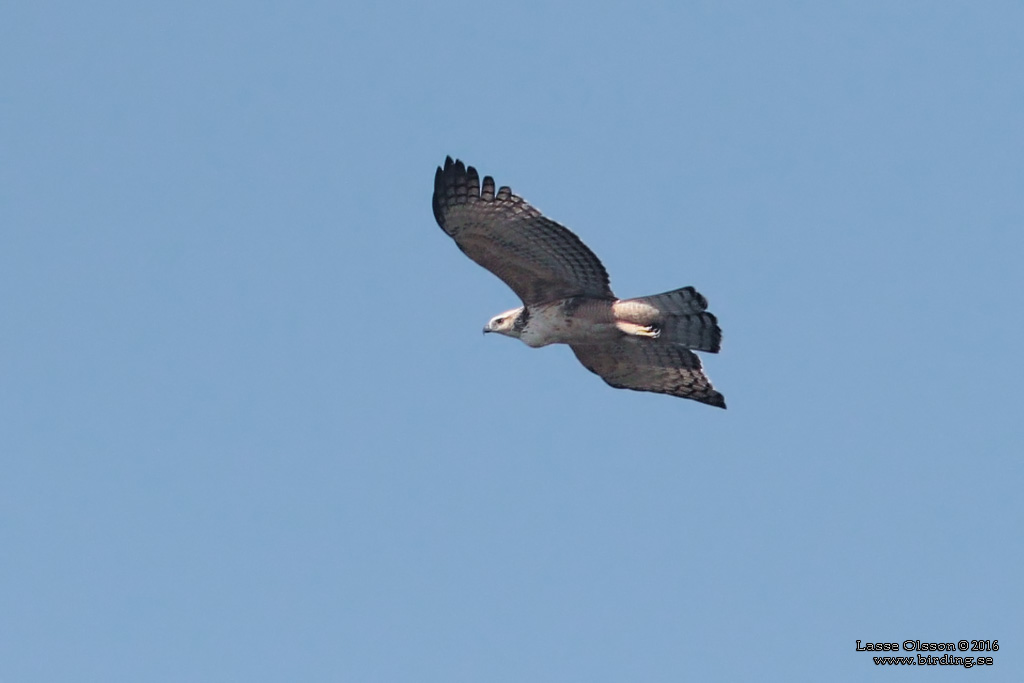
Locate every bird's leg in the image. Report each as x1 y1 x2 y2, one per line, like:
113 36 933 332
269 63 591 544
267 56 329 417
615 321 662 339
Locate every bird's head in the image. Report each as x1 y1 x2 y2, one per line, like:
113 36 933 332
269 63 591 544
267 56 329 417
483 307 525 338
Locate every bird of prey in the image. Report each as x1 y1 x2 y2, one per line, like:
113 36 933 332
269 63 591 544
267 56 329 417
432 156 726 408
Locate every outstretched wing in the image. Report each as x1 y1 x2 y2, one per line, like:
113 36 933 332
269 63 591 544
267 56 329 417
433 157 613 305
571 340 726 408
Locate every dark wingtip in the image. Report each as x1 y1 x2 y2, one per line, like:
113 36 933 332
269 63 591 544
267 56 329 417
465 164 480 193
432 163 447 228
433 156 482 229
433 156 462 228
481 175 495 200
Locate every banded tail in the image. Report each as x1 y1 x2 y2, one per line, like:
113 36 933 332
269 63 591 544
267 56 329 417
613 286 722 353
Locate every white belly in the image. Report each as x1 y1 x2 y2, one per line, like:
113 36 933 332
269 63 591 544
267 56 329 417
519 299 618 348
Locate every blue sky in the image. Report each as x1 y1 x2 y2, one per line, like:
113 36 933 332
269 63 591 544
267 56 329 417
3 1 1022 680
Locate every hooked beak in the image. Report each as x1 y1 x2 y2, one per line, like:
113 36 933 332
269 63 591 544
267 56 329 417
482 324 492 335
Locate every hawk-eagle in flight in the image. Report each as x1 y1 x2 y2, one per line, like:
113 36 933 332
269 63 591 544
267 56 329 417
432 157 726 408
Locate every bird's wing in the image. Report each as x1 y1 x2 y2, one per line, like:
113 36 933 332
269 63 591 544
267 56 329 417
432 157 613 305
571 340 726 408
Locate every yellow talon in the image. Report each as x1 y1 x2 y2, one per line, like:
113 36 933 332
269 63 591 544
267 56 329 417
616 321 662 338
